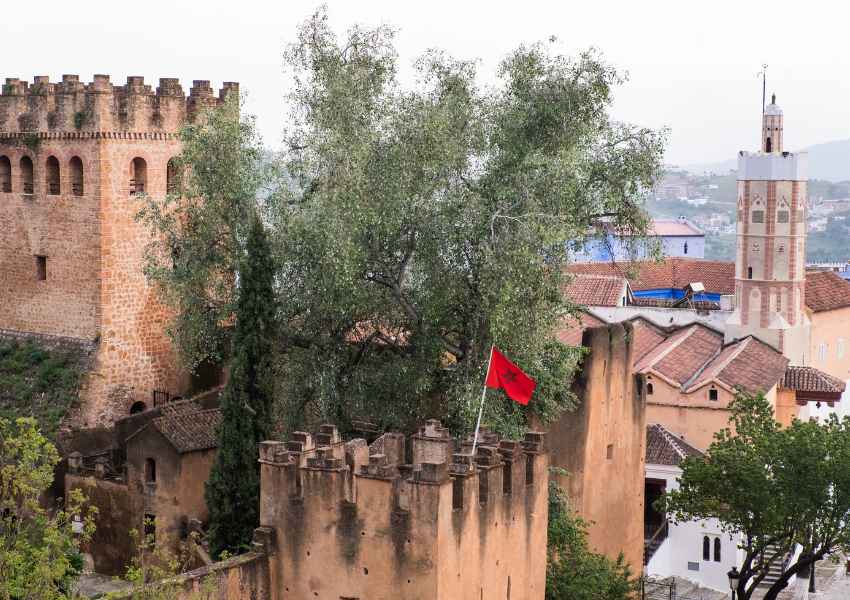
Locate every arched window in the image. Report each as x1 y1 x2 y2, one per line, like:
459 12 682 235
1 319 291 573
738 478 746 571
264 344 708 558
713 538 721 562
145 458 156 483
129 401 147 415
130 157 147 195
69 157 84 196
702 536 710 561
166 158 178 194
765 137 772 153
683 242 688 255
20 156 33 195
0 156 10 192
46 156 60 195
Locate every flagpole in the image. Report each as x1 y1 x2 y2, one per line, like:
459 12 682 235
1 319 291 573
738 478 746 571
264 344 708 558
471 345 495 457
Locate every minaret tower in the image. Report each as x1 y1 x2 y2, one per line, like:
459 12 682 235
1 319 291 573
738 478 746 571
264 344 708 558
725 95 810 363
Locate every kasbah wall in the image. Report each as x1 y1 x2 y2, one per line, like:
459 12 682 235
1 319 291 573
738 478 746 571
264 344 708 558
548 322 647 571
0 75 236 426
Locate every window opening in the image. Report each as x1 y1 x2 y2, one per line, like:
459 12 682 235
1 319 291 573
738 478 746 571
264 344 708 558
70 157 84 196
647 382 654 395
525 454 534 486
747 267 753 280
702 536 710 561
46 156 60 195
0 156 10 192
502 463 512 495
166 158 178 194
143 514 156 544
683 242 688 255
130 157 147 195
709 388 718 402
752 210 764 224
35 256 47 281
713 538 721 562
145 458 156 483
20 156 33 195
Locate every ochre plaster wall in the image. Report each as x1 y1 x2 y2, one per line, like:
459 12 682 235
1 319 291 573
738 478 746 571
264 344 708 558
547 323 646 571
259 439 548 600
809 306 850 381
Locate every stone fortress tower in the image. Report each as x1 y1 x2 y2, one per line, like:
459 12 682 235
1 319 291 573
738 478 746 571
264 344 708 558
725 95 810 364
0 75 237 426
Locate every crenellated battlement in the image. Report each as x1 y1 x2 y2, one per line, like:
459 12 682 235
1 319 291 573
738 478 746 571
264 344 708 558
0 75 238 134
258 420 549 598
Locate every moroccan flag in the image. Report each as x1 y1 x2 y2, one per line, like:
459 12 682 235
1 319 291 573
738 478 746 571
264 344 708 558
485 347 537 406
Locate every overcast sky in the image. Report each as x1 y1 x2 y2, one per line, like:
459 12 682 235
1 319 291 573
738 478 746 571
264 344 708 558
3 0 849 165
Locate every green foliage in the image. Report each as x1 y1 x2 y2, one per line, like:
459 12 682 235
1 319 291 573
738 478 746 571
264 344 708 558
141 10 664 439
0 339 86 437
137 93 270 374
662 392 850 600
0 417 96 599
204 215 277 558
21 133 40 152
546 476 637 600
73 111 88 130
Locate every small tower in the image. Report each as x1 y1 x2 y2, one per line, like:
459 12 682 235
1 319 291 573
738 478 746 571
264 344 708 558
725 95 810 363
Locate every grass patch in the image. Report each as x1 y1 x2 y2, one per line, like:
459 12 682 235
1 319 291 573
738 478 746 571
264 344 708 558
0 338 87 437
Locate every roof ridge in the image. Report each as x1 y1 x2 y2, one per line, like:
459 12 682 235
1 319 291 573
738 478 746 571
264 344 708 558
684 337 751 392
644 323 700 370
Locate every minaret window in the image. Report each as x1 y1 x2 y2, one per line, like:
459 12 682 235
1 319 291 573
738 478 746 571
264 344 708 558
765 137 772 153
747 267 753 279
777 211 789 223
752 210 764 224
683 242 688 255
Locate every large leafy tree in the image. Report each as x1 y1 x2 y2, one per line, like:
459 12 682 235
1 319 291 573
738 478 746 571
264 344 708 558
663 393 850 600
204 215 277 558
271 9 664 435
0 417 96 599
141 9 664 437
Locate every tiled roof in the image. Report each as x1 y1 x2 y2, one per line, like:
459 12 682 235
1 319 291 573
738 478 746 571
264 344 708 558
563 274 628 307
628 318 668 365
635 323 724 386
804 271 850 313
648 219 703 237
556 311 608 347
152 407 221 454
783 366 846 394
686 336 789 394
567 259 736 294
646 424 704 465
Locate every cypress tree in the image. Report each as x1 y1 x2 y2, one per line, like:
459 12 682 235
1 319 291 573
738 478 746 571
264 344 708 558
205 214 277 557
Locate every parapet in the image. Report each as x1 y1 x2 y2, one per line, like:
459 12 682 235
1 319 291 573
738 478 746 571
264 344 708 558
0 75 239 134
737 150 807 182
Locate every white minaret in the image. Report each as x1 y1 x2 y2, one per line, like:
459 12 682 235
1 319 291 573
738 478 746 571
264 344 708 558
725 95 810 364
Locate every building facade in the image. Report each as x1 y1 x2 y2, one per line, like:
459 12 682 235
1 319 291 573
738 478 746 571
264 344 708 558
725 96 811 363
0 75 236 426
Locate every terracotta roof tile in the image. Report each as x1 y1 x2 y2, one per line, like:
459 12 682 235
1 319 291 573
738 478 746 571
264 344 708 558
804 271 850 313
563 274 627 307
686 337 788 394
783 366 846 394
646 424 705 465
647 219 703 237
152 407 221 454
567 259 736 294
635 324 723 385
628 318 667 365
556 311 607 347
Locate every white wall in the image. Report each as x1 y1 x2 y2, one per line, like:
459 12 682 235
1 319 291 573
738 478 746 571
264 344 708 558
646 463 745 592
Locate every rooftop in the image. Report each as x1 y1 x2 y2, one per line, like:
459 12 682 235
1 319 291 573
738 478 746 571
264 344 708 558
648 219 704 237
783 366 846 395
804 271 850 313
646 423 704 466
567 259 735 295
150 406 221 454
563 274 628 307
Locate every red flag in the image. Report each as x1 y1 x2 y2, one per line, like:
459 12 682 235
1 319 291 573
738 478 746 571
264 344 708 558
485 347 537 405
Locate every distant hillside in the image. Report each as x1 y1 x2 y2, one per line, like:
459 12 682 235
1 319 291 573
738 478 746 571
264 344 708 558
683 139 850 182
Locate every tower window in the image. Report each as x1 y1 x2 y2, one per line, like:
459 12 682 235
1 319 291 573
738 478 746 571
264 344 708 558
714 538 721 562
765 137 772 153
708 388 718 401
130 157 147 195
35 256 47 281
683 242 688 255
0 156 10 192
145 458 156 483
702 536 710 561
45 156 60 195
747 267 753 279
69 157 84 196
20 156 33 195
777 211 789 223
752 210 764 224
166 158 178 194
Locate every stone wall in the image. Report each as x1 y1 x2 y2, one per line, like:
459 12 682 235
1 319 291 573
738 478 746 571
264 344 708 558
259 422 549 600
548 322 647 571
